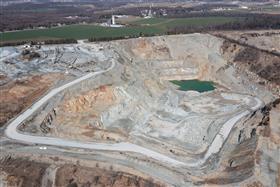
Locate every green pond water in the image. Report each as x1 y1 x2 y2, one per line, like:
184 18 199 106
171 80 215 92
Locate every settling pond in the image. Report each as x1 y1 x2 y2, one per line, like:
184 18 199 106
171 80 216 92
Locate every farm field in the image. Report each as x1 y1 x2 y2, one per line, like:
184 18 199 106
0 17 238 42
129 17 237 28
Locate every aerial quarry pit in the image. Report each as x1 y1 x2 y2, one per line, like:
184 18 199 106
0 32 280 187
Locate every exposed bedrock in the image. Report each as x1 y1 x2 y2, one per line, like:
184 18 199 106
1 33 279 186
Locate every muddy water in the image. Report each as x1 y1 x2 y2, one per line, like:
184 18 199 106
171 80 215 92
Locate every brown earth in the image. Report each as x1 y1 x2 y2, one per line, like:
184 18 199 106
50 85 127 142
221 40 280 85
55 165 164 187
129 39 171 60
221 40 280 96
61 85 115 114
0 157 49 187
0 157 164 187
0 73 62 127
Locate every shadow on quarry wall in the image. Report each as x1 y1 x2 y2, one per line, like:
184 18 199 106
201 137 257 185
196 99 280 186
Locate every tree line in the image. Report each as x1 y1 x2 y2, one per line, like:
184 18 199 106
88 32 158 42
0 38 77 47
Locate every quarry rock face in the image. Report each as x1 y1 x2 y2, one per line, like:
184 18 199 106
0 33 279 186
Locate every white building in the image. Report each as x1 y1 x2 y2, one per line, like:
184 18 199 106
111 15 116 25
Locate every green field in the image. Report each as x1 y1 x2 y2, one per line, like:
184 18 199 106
0 24 162 42
0 17 238 42
130 17 237 28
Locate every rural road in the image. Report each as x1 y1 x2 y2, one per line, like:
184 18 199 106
4 59 263 167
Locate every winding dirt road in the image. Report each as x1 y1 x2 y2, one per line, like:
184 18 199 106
4 59 263 167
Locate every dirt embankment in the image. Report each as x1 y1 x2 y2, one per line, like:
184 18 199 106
0 157 164 187
0 73 62 127
61 85 115 114
212 30 280 54
200 138 257 185
221 40 280 95
0 157 49 187
196 99 280 186
233 47 280 84
47 85 128 142
56 165 164 187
